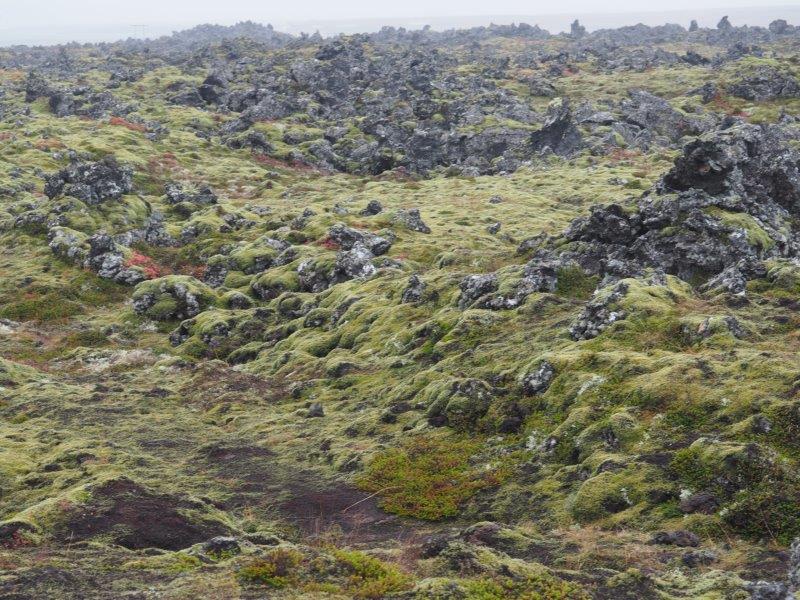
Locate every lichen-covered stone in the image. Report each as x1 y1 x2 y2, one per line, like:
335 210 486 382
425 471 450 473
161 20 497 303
132 276 217 320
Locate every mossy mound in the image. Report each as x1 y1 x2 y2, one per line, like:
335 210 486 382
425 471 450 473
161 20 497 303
132 275 218 320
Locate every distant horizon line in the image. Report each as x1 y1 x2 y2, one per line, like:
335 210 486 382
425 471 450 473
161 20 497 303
1 4 799 47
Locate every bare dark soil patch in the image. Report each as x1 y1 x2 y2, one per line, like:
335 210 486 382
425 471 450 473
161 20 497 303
197 442 422 545
58 477 230 550
280 480 419 545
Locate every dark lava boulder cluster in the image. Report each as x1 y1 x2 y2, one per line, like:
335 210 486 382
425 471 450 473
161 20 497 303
32 159 179 284
459 119 800 339
43 157 133 205
25 71 134 119
727 64 800 101
11 16 800 178
172 20 797 174
558 120 800 289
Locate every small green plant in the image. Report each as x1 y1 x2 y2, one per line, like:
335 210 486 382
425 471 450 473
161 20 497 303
554 266 599 300
332 549 412 599
357 436 504 520
238 548 303 587
463 574 590 599
60 329 110 348
0 293 84 322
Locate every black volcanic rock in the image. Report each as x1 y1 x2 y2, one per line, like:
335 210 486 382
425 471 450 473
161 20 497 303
728 66 800 101
44 157 133 204
557 122 800 288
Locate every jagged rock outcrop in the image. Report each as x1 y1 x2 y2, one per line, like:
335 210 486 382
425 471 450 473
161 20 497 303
529 98 582 156
521 361 555 395
24 71 132 118
393 208 431 234
334 242 378 280
769 19 795 35
570 20 587 38
327 223 393 255
401 274 426 303
164 182 218 206
455 121 800 340
569 281 629 340
457 255 562 311
359 199 383 216
44 158 133 204
458 274 498 309
82 232 148 285
559 121 800 288
619 89 706 144
48 228 147 285
728 65 800 101
297 242 378 293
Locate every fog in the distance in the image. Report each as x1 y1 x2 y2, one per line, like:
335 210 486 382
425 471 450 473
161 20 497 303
1 2 799 45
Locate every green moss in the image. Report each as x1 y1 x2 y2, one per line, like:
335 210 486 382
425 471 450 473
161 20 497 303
238 548 303 588
555 266 598 300
423 378 493 430
599 568 659 600
332 549 412 599
668 438 800 541
461 574 590 600
705 208 776 250
722 481 800 544
765 400 800 450
358 436 503 520
569 464 666 524
132 275 218 321
1 33 799 598
251 269 300 299
669 439 766 495
0 293 84 321
661 397 717 433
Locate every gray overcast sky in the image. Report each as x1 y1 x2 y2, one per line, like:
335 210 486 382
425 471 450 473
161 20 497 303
4 0 799 27
2 1 800 45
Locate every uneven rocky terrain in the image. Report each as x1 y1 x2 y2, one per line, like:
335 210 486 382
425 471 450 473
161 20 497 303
2 15 800 599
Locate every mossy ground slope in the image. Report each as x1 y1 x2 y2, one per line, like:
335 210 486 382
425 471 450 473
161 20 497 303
1 25 800 599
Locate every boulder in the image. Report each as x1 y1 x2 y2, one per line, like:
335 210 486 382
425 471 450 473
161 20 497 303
521 361 555 396
165 182 218 205
83 232 147 285
530 98 582 156
132 276 217 321
393 208 431 233
327 223 393 255
334 242 377 280
458 274 498 309
359 199 383 216
728 66 800 102
24 71 53 102
648 530 700 547
401 274 426 303
569 282 628 340
44 157 133 205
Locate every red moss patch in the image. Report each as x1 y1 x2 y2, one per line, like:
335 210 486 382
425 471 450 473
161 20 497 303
109 116 146 132
125 251 168 279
